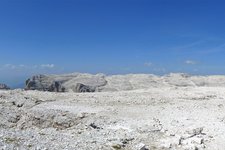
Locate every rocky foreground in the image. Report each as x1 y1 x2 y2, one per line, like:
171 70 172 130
1 84 225 149
2 73 225 150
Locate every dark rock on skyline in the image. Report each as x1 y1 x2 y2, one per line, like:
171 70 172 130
0 84 10 90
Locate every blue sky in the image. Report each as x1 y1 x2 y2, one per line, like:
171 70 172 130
1 0 225 86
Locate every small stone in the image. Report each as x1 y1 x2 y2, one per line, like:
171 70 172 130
136 143 147 150
111 144 122 150
186 127 204 136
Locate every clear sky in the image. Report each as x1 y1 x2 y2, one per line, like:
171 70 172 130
1 0 225 87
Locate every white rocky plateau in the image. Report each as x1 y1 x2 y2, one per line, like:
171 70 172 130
1 73 225 150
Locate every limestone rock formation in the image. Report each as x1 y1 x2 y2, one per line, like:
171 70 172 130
0 86 220 149
24 73 225 93
25 73 107 92
49 81 65 92
74 83 96 93
25 75 50 91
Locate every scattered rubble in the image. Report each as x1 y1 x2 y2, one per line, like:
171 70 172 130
0 85 224 149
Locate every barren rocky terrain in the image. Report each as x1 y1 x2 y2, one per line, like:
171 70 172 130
1 73 225 150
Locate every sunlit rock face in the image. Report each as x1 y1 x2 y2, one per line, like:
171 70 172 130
24 73 107 93
24 73 225 93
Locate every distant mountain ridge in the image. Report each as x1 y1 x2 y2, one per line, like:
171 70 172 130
24 73 225 92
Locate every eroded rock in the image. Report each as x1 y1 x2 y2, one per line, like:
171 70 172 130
17 110 89 130
49 81 65 92
25 73 107 92
74 83 96 93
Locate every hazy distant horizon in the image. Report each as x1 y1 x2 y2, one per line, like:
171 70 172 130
3 71 225 89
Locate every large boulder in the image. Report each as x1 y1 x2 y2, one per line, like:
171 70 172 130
0 84 10 90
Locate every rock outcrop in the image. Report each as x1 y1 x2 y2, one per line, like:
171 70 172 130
74 83 96 93
25 73 107 93
25 75 50 91
49 81 65 92
0 83 10 90
24 73 225 93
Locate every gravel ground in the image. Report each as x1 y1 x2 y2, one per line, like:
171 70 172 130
1 87 225 150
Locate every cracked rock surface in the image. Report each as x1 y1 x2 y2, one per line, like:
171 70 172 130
1 86 225 149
